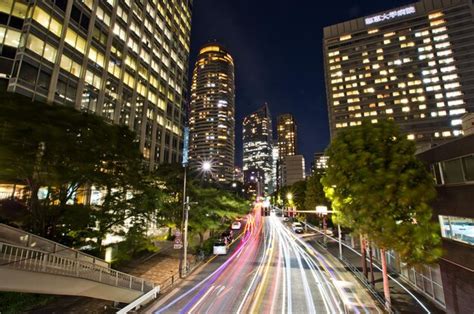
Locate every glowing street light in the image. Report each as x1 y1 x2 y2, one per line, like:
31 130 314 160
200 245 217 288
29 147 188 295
182 160 213 277
202 160 212 172
286 192 293 201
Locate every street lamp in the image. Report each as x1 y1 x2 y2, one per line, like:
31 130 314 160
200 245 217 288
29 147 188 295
202 160 212 172
316 205 342 259
181 161 212 277
286 193 293 218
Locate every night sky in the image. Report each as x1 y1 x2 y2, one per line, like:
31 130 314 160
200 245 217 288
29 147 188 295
189 0 413 168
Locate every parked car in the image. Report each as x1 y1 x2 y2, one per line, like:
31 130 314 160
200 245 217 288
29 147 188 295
213 240 227 255
283 216 290 222
231 221 241 230
292 222 304 234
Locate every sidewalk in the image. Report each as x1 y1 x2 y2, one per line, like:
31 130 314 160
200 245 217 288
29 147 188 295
309 233 445 314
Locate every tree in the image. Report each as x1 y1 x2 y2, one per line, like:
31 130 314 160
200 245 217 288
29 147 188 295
289 180 306 210
322 120 442 308
305 171 329 210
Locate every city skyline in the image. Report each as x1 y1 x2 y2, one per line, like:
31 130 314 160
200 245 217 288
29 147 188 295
190 0 417 168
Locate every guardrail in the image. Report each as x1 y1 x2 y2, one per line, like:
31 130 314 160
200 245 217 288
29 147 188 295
116 286 160 314
0 223 108 268
0 242 155 293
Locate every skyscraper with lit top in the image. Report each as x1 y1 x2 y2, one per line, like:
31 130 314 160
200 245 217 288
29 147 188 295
188 43 235 183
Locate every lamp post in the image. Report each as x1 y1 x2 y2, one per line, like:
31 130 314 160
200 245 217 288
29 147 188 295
181 160 212 277
316 205 342 259
286 192 293 218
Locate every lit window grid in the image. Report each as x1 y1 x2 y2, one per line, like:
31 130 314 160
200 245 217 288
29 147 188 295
324 10 473 141
3 0 191 167
188 46 236 183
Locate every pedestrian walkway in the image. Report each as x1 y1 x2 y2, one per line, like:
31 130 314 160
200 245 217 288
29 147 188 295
308 232 445 314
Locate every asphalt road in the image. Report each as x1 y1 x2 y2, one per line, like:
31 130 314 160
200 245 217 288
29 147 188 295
147 206 380 314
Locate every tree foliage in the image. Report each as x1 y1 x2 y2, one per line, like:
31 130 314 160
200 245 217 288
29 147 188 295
0 93 249 259
322 120 441 265
304 171 329 211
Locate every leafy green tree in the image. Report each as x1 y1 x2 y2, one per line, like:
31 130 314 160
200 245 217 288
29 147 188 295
305 172 329 210
322 119 441 307
289 180 306 210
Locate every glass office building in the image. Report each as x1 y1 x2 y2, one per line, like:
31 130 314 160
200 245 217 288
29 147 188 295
243 104 273 194
323 0 474 147
0 0 192 167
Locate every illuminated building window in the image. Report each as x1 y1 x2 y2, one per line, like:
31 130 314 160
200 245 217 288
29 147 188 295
429 12 444 19
340 35 352 41
433 27 447 34
449 108 466 116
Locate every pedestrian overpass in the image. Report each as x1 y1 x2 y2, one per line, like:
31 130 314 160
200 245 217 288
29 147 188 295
0 223 156 303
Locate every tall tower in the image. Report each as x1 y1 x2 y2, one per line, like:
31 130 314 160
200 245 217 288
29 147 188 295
277 114 297 159
189 43 235 183
242 103 273 194
0 0 192 168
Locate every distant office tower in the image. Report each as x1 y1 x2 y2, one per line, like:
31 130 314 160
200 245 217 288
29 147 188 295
243 104 273 194
313 152 329 172
277 114 297 159
282 155 305 187
0 0 192 167
272 143 280 190
188 43 235 183
243 168 265 198
323 0 474 147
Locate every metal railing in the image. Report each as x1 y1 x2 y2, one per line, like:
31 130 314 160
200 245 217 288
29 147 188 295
0 242 155 293
116 286 160 314
0 223 108 268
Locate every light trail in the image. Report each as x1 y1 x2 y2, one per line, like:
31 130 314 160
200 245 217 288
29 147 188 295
154 207 381 314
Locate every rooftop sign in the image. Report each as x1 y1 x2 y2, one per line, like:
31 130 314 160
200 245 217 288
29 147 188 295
365 6 416 25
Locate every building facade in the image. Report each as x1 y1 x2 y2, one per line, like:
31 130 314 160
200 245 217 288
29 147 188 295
417 134 474 313
188 43 235 183
0 0 192 167
243 168 264 198
281 155 305 187
323 0 474 146
313 152 329 173
242 103 273 194
276 113 297 159
272 142 280 191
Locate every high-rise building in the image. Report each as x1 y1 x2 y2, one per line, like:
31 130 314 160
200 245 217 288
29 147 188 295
277 114 297 159
188 43 235 183
323 0 474 147
313 152 329 172
0 0 192 167
272 142 280 191
242 103 273 194
282 155 305 187
243 168 264 198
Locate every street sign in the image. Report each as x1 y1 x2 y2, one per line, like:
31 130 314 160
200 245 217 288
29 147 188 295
174 230 183 249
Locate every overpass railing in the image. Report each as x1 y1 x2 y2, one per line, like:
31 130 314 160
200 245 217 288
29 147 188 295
0 242 155 293
0 223 108 268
